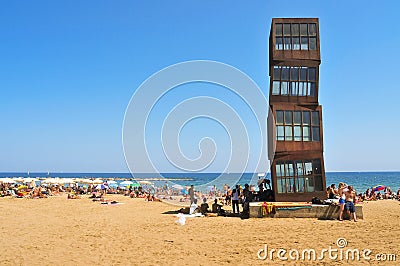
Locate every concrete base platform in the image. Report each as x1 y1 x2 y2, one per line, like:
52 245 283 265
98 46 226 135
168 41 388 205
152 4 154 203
249 202 363 220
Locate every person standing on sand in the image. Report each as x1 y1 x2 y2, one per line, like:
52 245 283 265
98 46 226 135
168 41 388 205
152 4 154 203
231 185 240 214
338 182 346 221
345 186 357 222
241 184 253 219
188 185 195 205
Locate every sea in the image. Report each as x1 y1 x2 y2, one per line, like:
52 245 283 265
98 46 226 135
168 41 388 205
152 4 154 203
1 172 399 194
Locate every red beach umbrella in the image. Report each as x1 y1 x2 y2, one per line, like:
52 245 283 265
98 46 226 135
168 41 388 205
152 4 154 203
372 185 385 192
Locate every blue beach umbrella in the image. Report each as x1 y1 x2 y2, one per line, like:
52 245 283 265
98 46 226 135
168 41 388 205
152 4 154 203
96 184 108 190
372 185 385 192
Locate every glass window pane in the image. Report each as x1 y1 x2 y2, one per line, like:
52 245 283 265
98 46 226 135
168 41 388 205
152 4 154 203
285 111 292 124
285 162 293 176
309 23 317 36
295 161 303 176
276 37 283 50
304 161 313 175
312 111 320 125
276 126 284 141
308 67 316 81
273 66 281 80
313 159 322 174
276 111 284 124
285 126 293 141
310 37 317 50
290 67 299 81
281 82 289 95
283 23 291 35
305 177 314 192
300 24 308 35
303 126 310 141
314 175 323 191
281 67 290 81
305 82 310 96
277 178 284 193
296 177 304 192
286 162 294 176
298 82 305 96
312 127 320 141
284 37 291 50
301 37 308 50
272 81 280 95
300 67 307 81
290 82 298 96
287 178 294 193
302 111 310 125
294 111 301 125
309 82 316 96
276 163 282 177
276 23 283 36
292 37 300 50
294 126 302 141
291 23 299 36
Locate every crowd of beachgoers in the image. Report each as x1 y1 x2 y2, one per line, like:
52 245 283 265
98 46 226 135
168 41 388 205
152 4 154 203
0 179 152 200
326 183 400 202
1 178 399 208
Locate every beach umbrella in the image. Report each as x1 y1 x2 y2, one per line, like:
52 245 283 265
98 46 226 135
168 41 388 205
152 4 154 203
23 178 37 183
0 178 15 184
61 178 75 184
93 179 103 184
41 178 54 184
138 180 152 185
131 182 140 188
372 185 385 192
51 178 64 184
13 177 24 182
120 181 133 186
95 184 108 190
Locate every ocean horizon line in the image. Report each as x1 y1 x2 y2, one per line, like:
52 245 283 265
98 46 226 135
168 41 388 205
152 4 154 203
1 171 400 174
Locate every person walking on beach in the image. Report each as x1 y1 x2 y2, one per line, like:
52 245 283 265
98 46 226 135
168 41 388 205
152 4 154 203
188 185 195 205
231 185 240 214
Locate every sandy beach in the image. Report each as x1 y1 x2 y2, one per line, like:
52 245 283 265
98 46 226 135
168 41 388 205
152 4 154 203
0 195 399 265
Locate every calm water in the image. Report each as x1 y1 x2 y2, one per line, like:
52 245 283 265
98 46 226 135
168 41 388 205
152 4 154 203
1 172 399 194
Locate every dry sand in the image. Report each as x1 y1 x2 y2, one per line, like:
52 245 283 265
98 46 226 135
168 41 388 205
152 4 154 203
0 195 399 265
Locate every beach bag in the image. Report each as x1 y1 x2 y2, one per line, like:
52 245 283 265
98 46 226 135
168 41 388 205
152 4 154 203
311 197 323 204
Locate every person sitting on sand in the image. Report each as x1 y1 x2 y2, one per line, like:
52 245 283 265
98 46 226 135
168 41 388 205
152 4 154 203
67 193 81 199
189 198 198 214
200 198 210 214
344 186 357 222
211 199 221 213
211 198 226 216
327 184 337 199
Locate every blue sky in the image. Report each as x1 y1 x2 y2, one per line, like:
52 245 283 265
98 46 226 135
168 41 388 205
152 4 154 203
1 0 399 173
